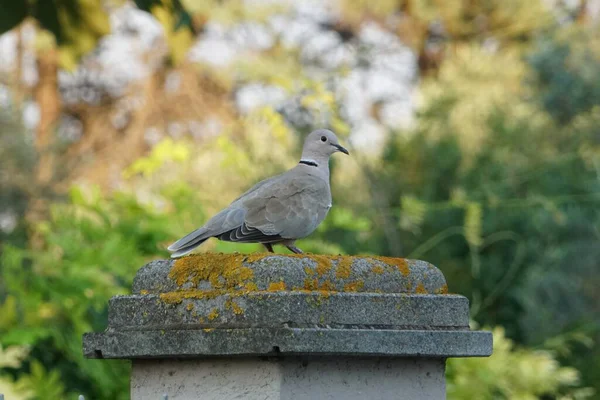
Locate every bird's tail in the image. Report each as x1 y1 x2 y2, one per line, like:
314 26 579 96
167 228 210 258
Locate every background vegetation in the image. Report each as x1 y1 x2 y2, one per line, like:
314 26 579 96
0 0 599 398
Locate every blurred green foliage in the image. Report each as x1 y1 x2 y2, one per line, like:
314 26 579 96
1 0 600 399
447 326 594 400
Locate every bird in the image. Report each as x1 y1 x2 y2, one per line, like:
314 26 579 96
167 129 349 258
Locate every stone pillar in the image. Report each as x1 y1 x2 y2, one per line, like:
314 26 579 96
83 254 492 400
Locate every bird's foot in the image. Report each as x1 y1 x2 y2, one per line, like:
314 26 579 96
286 245 303 254
263 243 274 253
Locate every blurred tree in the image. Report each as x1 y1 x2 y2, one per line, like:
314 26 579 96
0 110 37 248
368 40 600 396
0 0 196 216
529 26 600 124
340 0 552 75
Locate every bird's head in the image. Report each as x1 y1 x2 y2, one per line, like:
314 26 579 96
301 129 349 164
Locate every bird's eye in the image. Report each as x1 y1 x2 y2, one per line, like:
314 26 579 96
320 136 327 142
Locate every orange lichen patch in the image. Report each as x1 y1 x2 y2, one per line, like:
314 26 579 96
369 256 410 276
225 299 244 315
435 284 449 294
207 308 219 320
232 302 244 315
335 257 353 279
140 290 149 295
244 282 259 291
371 265 385 274
268 281 287 291
160 289 225 304
343 280 365 292
318 280 336 291
186 303 194 311
314 255 333 276
244 252 271 263
170 253 254 289
415 283 428 294
303 278 319 290
304 266 316 276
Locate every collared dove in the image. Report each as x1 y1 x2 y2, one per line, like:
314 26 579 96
167 129 349 258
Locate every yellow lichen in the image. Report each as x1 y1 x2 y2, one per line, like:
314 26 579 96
208 308 219 320
140 289 149 295
313 255 333 276
343 280 365 292
203 328 214 332
318 280 336 291
170 253 255 289
244 252 270 263
186 303 194 311
435 284 449 294
160 289 224 304
415 283 428 294
370 256 410 276
303 278 319 290
335 257 353 279
371 265 385 274
225 299 245 315
268 281 287 291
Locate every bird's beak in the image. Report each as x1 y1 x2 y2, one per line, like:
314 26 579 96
333 143 350 155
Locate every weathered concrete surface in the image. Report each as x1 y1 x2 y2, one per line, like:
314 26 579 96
84 254 492 359
106 293 469 330
131 254 448 295
131 357 446 400
84 328 492 359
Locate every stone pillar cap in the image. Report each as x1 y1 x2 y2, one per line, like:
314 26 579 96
83 254 492 359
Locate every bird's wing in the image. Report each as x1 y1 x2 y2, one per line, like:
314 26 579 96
168 174 284 252
217 223 283 243
242 172 331 239
168 170 330 252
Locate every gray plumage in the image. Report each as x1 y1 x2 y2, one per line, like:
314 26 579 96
167 129 349 257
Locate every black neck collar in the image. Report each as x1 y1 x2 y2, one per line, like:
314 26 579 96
299 160 318 167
